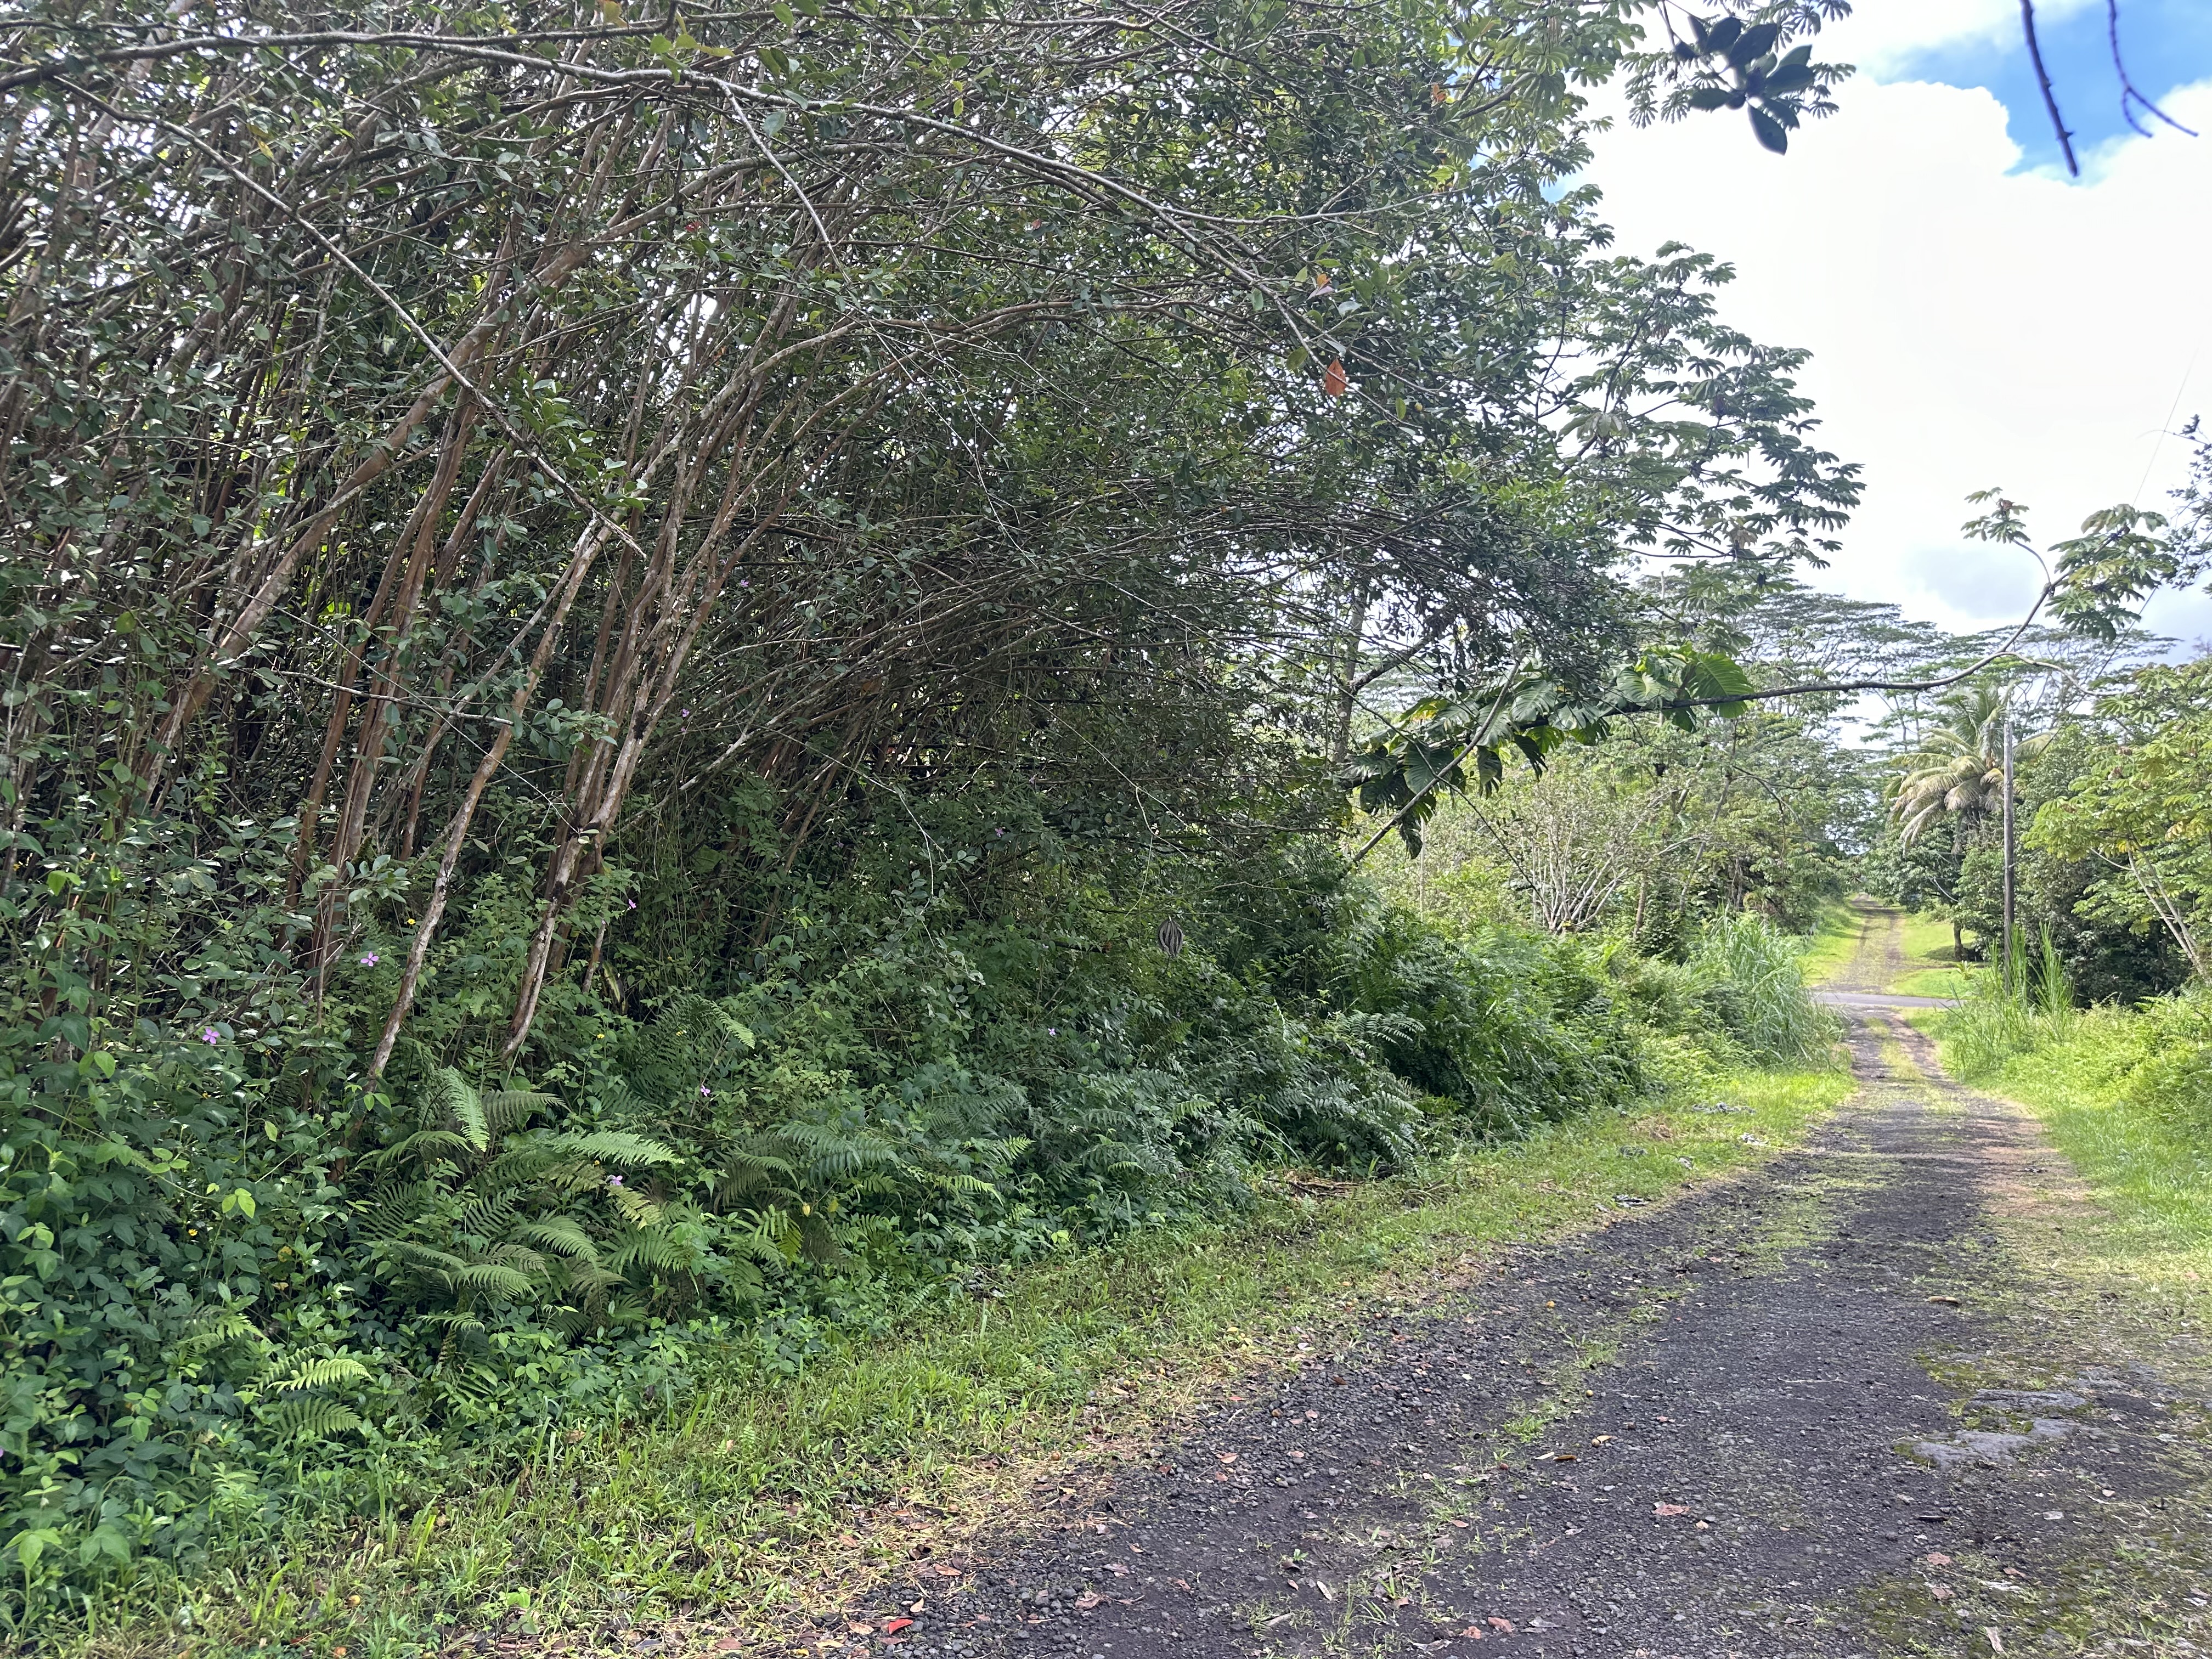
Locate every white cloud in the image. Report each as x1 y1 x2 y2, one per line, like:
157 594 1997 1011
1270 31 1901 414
1583 65 2212 646
1816 0 2100 74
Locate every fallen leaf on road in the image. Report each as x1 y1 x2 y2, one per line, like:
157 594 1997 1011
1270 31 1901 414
1985 1629 2005 1655
1654 1503 1689 1517
1925 1552 1953 1567
1927 1295 1961 1306
1459 1628 1486 1642
1448 1519 1469 1528
1590 1435 1612 1444
1552 1453 1578 1463
1487 1616 1516 1633
1074 1592 1102 1610
1317 1582 1336 1602
849 1623 876 1635
933 1564 961 1578
1929 1584 1953 1601
883 1620 913 1635
1217 1452 1237 1464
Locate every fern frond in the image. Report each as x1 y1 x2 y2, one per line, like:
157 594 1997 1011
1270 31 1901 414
172 1312 265 1359
265 1356 373 1393
426 1067 489 1152
518 1218 600 1262
546 1130 681 1166
451 1261 538 1297
360 1128 474 1171
607 1186 665 1228
605 1232 690 1275
261 1398 364 1441
453 1188 521 1242
481 1087 560 1138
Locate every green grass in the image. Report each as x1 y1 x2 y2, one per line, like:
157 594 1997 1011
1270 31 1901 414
1795 897 1866 987
1927 1007 2212 1306
66 1067 1853 1659
1888 912 1964 995
1889 964 1974 998
1796 898 1965 996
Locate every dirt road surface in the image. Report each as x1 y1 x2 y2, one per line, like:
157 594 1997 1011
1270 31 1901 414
831 923 2210 1659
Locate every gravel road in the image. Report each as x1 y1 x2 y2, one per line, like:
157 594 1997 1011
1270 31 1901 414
832 1007 2212 1659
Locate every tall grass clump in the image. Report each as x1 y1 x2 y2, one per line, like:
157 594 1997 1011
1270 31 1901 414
1686 912 1837 1065
1942 927 2079 1081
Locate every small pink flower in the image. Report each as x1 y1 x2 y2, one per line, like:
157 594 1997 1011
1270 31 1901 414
201 1027 219 1045
1047 1027 1058 1036
699 1084 712 1097
608 1175 624 1188
628 899 637 910
359 952 379 967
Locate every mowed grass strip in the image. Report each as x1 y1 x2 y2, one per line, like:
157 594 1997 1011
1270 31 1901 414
70 1068 1852 1659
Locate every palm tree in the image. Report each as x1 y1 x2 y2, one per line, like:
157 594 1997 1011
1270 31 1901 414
1888 686 2045 961
1888 686 2029 846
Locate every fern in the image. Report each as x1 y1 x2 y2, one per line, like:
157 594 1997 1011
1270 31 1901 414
263 1356 372 1393
171 1311 266 1361
260 1399 364 1442
517 1217 600 1262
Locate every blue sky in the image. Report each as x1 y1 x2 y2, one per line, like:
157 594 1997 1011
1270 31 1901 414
1587 0 2212 651
1887 0 2212 173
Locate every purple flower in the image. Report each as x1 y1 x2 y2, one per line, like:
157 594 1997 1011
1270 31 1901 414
608 1175 624 1188
681 708 691 718
1047 1027 1058 1036
201 1027 219 1045
627 898 637 910
359 952 379 967
699 1084 712 1097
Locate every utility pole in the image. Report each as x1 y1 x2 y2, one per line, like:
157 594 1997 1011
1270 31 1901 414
2001 712 2016 988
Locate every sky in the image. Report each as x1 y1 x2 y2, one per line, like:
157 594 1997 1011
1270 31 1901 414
1582 0 2212 648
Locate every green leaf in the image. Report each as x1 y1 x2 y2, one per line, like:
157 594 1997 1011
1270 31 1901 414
1750 106 1790 154
1727 22 1782 67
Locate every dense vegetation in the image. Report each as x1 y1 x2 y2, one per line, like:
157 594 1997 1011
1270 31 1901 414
0 0 1878 1628
1 0 2205 1638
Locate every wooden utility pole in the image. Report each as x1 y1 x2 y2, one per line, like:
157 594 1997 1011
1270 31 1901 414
2001 712 2016 987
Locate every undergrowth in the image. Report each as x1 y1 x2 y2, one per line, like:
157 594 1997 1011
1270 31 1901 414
51 1064 1850 1658
2 815 1830 1638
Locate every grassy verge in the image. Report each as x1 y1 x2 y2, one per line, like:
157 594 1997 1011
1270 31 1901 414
72 1067 1852 1659
1908 1004 2212 1656
1887 911 1968 997
1796 899 1965 997
1795 898 1867 986
1922 1008 2212 1291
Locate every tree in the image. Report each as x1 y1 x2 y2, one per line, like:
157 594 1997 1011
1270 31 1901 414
1888 686 2028 848
2034 660 2212 982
